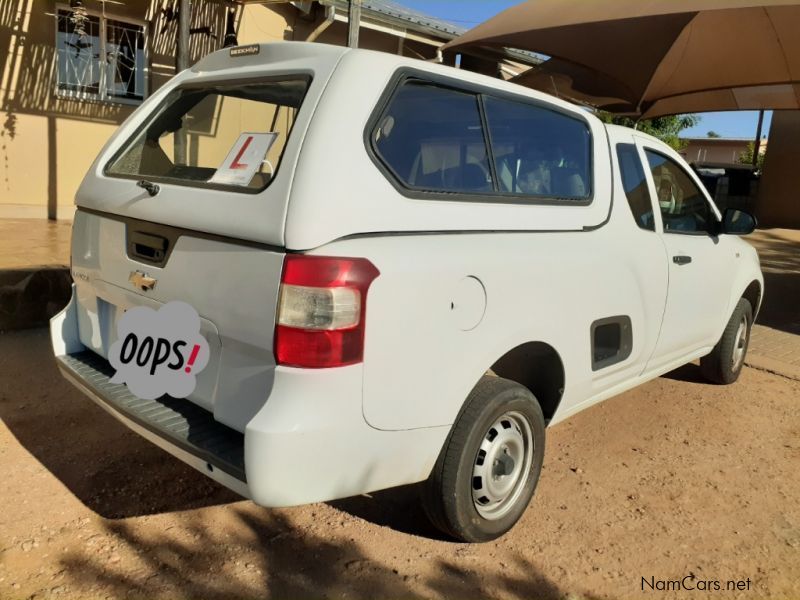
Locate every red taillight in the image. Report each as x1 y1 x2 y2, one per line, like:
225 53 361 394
274 255 380 368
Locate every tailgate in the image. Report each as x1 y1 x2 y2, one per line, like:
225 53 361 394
70 209 284 432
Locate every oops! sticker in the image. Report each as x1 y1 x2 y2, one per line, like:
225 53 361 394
109 301 209 400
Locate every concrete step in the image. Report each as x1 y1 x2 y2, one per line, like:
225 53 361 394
0 268 71 331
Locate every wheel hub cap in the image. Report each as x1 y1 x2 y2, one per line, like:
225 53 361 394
472 411 534 520
732 315 748 370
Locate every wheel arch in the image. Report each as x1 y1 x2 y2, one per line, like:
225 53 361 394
488 341 566 424
741 279 762 318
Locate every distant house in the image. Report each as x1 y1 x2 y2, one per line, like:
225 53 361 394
680 137 767 168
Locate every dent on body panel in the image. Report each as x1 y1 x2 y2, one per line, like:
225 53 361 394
70 213 110 353
70 211 101 273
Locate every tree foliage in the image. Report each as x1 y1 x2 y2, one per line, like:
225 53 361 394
707 131 721 138
738 141 765 171
596 112 700 151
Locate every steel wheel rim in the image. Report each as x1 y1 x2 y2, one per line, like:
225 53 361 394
471 411 534 520
732 314 748 370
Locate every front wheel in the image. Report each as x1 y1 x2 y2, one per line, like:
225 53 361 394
422 376 545 542
700 298 753 384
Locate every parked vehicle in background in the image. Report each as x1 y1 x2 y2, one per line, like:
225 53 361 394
52 42 763 542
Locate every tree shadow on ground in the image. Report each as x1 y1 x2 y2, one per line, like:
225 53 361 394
57 507 597 600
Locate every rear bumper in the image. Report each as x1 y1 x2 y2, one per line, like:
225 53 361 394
56 351 250 494
51 286 449 507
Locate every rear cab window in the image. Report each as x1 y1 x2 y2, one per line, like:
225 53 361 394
370 77 592 203
616 143 655 231
106 77 311 192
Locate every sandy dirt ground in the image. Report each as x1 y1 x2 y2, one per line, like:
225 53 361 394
1 328 798 600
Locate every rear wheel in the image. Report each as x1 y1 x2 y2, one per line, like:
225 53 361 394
422 376 545 542
700 298 753 384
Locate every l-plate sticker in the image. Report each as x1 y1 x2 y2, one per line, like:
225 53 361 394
209 132 278 186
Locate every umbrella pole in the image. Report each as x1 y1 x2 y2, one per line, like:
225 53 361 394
752 110 764 167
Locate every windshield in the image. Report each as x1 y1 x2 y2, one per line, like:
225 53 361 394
106 76 311 192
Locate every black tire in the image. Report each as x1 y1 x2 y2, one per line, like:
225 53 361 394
422 376 545 542
700 298 753 384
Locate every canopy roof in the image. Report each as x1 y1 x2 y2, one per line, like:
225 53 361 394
445 0 800 117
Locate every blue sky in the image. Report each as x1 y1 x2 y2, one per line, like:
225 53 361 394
398 0 772 140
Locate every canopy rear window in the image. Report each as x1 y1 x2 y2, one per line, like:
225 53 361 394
106 77 311 192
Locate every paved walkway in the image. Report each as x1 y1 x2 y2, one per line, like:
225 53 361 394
744 228 800 380
0 219 71 268
0 219 798 378
747 327 800 379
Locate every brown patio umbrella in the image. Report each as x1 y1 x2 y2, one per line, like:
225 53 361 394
444 0 800 118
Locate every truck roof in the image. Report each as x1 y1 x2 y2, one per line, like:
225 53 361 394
604 122 670 149
192 42 595 122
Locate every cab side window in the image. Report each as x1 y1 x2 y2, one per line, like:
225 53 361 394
616 144 654 231
644 150 714 234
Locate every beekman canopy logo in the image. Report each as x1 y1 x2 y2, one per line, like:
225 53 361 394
230 44 259 57
109 301 209 400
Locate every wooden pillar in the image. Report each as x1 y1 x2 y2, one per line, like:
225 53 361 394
174 0 190 165
47 116 57 221
348 0 361 48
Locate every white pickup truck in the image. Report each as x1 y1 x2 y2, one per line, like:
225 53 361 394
51 42 763 542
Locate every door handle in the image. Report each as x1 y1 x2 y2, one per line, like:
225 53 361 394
673 255 692 265
128 231 168 263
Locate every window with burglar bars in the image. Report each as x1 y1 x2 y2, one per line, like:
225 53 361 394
56 7 147 104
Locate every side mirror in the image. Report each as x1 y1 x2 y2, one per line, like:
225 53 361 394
721 208 757 235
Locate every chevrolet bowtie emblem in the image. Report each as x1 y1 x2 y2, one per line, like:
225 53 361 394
129 270 157 291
